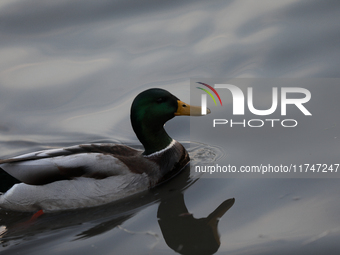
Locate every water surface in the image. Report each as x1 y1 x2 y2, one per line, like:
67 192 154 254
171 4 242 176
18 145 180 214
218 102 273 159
1 0 340 254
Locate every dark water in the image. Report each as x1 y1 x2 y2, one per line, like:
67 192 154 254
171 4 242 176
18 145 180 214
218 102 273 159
1 0 340 254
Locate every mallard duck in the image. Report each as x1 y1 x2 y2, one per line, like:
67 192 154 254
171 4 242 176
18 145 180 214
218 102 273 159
0 88 209 212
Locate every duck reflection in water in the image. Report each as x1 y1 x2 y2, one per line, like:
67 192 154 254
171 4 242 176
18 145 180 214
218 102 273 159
158 192 235 255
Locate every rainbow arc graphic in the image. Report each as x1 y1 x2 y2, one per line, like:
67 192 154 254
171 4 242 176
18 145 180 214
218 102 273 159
196 82 222 115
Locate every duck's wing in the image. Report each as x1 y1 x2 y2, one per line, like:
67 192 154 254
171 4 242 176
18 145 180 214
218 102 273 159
0 144 142 185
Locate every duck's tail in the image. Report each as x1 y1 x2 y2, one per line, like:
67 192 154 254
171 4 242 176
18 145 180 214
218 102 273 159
0 167 20 193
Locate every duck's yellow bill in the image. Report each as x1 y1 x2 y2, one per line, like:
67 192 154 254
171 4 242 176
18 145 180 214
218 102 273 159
174 100 211 116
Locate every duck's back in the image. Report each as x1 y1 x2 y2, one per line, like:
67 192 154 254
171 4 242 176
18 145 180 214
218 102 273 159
0 143 141 185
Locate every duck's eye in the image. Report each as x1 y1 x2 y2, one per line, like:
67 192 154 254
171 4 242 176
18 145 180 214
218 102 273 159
156 97 165 104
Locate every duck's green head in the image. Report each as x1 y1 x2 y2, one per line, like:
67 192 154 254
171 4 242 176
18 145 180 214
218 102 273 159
131 88 207 155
